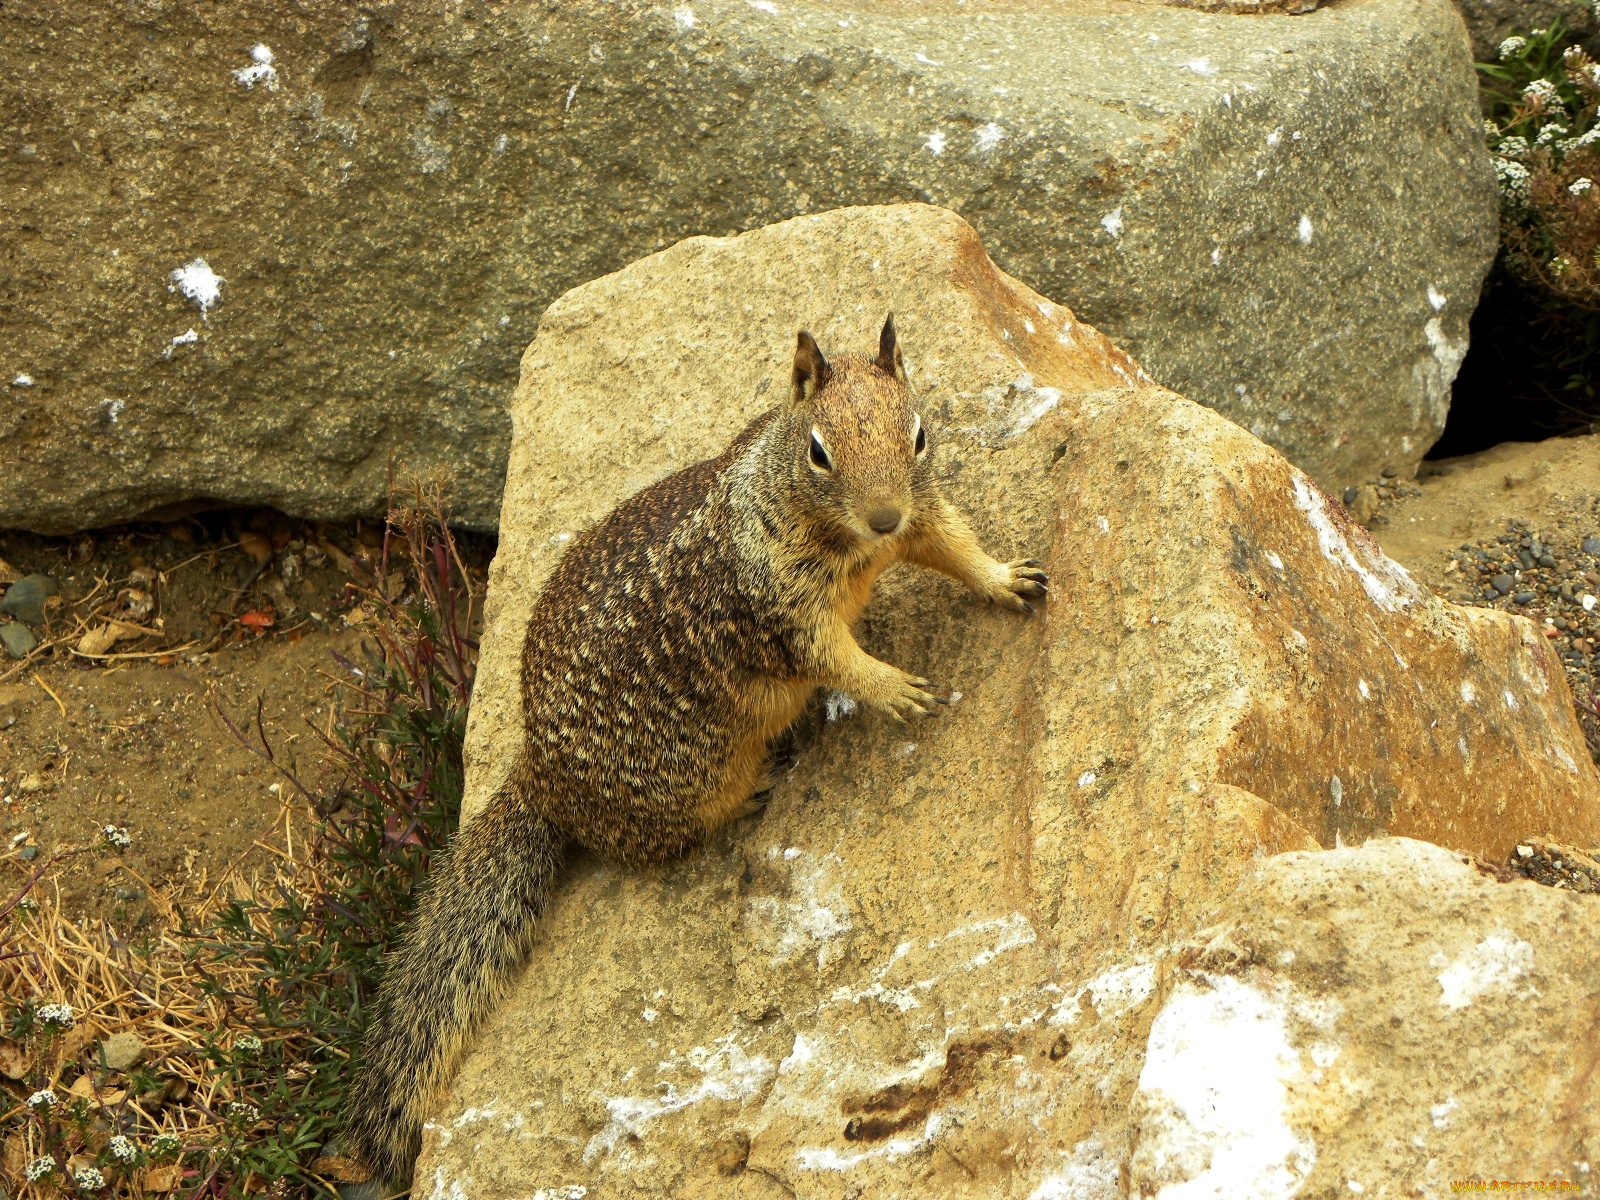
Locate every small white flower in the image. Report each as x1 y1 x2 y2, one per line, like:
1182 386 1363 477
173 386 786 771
228 1100 261 1121
1536 120 1569 146
108 1134 138 1161
235 1033 263 1053
1496 135 1530 156
37 1002 76 1027
27 1087 58 1108
102 824 131 850
1551 255 1573 276
1571 177 1594 195
1576 127 1600 149
1523 78 1560 106
74 1165 107 1189
1499 35 1528 59
151 1132 182 1155
1494 156 1531 201
25 1155 57 1182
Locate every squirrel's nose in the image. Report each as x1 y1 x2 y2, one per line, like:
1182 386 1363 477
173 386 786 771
866 506 903 535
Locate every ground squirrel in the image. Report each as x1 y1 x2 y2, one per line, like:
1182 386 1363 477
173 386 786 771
342 315 1049 1189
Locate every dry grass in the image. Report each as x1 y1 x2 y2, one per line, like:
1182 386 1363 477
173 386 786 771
1 482 478 1198
1 802 351 1196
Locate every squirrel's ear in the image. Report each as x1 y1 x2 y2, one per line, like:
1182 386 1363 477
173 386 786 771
876 312 907 382
792 330 829 405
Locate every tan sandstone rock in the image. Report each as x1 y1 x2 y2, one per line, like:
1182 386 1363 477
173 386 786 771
424 205 1598 1197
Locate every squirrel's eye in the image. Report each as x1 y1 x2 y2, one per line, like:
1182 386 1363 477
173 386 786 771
913 414 927 457
808 428 833 473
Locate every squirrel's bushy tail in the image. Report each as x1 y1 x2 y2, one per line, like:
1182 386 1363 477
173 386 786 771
343 783 563 1189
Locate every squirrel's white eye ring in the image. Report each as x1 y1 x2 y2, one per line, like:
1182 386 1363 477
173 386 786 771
912 413 927 457
808 428 833 473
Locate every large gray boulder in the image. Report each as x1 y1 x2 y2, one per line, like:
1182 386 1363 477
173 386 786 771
0 0 1494 533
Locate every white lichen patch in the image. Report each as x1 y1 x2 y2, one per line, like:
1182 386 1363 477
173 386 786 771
1052 962 1157 1025
410 129 452 174
990 373 1063 440
1297 215 1314 244
927 911 1037 972
1132 975 1319 1198
975 122 1005 151
1435 932 1534 1010
796 1111 948 1171
1101 207 1124 239
823 690 858 721
1290 474 1420 612
744 853 852 968
169 259 224 319
232 43 279 91
1028 1133 1121 1200
1427 284 1448 311
923 130 947 155
584 1035 774 1161
12 373 33 386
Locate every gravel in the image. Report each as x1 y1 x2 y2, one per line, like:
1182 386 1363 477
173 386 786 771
1444 517 1600 766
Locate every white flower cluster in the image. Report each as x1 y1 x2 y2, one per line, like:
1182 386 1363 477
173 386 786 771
74 1165 107 1189
27 1087 57 1108
1494 156 1532 201
1497 135 1531 156
1500 35 1528 59
228 1100 261 1121
1524 78 1560 105
1551 255 1574 276
151 1132 182 1155
1575 128 1600 150
102 824 131 850
1536 121 1569 146
1572 177 1595 195
25 1155 57 1181
235 1033 262 1053
108 1133 138 1161
36 1001 76 1027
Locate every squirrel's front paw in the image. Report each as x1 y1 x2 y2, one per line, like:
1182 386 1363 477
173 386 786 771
860 666 947 722
984 558 1050 614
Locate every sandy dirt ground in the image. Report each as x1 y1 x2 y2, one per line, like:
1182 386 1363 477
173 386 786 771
0 512 489 925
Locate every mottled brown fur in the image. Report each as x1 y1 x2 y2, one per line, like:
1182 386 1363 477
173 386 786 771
341 317 1048 1190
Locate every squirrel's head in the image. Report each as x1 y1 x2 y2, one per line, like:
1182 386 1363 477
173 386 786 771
787 313 927 543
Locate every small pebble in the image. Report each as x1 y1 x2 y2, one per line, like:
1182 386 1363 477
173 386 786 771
0 574 58 626
1491 574 1513 595
1582 536 1600 555
17 845 38 861
0 622 36 659
1513 591 1536 605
